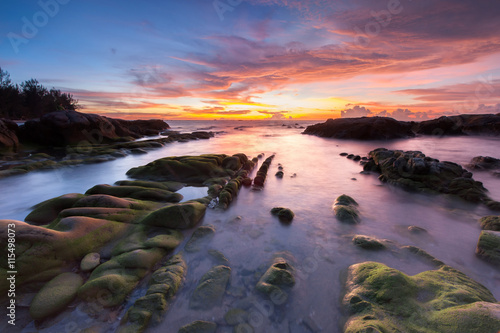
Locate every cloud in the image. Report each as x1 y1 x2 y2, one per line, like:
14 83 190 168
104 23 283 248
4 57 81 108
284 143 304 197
257 110 291 119
183 107 252 115
341 105 372 118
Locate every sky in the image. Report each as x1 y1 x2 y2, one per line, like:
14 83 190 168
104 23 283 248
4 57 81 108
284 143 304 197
1 0 500 120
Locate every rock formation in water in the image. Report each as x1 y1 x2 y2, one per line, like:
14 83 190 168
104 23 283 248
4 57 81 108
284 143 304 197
304 113 500 140
343 261 500 333
0 118 19 151
362 148 500 210
253 155 275 188
333 194 360 223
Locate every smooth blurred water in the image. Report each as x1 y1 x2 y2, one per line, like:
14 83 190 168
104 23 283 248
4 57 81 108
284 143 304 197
2 120 500 332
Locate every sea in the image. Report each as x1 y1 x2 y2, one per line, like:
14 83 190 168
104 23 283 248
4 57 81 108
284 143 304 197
1 119 500 332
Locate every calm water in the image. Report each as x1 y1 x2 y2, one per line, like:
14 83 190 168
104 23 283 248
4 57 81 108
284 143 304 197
1 120 500 332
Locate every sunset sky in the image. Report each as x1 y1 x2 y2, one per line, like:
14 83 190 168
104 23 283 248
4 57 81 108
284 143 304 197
1 0 500 120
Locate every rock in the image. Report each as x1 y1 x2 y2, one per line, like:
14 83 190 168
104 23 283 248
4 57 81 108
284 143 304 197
225 308 249 325
408 226 428 234
352 235 386 250
178 320 217 333
85 184 183 202
256 257 295 304
275 171 284 178
130 148 148 155
343 262 500 333
253 155 275 187
414 113 500 136
340 153 348 156
24 193 84 225
142 202 206 229
80 253 100 272
333 195 360 224
270 207 295 223
303 117 415 140
190 265 231 310
234 323 254 333
0 118 19 151
185 225 216 252
78 248 166 307
367 148 492 204
127 154 242 184
18 110 168 146
468 156 500 171
476 230 500 264
115 180 184 192
29 272 83 320
479 216 500 231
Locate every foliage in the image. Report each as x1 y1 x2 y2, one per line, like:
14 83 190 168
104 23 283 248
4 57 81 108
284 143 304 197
0 67 79 119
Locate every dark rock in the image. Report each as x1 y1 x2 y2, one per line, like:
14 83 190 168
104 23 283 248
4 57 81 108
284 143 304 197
468 156 500 171
190 265 231 309
256 257 295 304
253 155 275 188
303 117 415 140
352 235 386 250
333 195 360 224
414 113 500 136
479 216 500 231
476 231 500 264
275 171 284 178
270 207 295 223
0 118 19 151
18 110 168 146
178 320 217 333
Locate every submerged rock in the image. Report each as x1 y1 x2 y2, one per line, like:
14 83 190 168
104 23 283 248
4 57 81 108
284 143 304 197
352 235 386 250
476 230 500 264
270 207 295 223
29 272 83 321
185 225 216 252
178 320 217 333
343 261 500 333
253 155 275 188
190 265 231 310
479 216 500 231
333 195 360 224
256 257 295 304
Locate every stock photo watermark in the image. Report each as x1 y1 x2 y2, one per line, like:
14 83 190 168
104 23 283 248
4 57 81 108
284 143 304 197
7 0 71 54
6 223 17 326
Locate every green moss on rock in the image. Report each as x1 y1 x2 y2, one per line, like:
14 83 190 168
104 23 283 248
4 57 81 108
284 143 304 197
479 216 500 231
352 235 386 250
25 193 84 225
85 184 183 202
476 230 500 264
185 225 216 252
190 265 231 310
270 207 295 223
178 320 217 333
343 262 499 333
29 272 83 320
142 202 206 229
333 195 360 224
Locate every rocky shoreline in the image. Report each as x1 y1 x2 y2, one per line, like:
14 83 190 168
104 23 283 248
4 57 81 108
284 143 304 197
0 110 215 179
303 113 500 140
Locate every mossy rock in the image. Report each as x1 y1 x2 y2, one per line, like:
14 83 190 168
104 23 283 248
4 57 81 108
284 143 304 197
190 265 231 310
476 230 500 264
142 202 206 229
59 207 146 224
256 257 295 304
144 232 184 251
352 235 386 250
79 248 166 307
149 254 186 298
29 272 83 320
130 293 168 323
86 184 183 202
270 207 295 223
25 193 84 225
178 320 217 333
126 154 236 184
333 195 360 223
208 249 230 266
225 308 249 325
80 253 101 272
333 205 360 224
115 180 184 192
343 262 499 333
479 216 500 231
74 194 145 209
335 194 358 206
185 225 216 252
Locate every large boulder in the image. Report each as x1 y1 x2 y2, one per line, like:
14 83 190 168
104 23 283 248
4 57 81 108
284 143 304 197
0 118 19 151
333 195 360 224
414 113 500 136
468 156 500 171
343 262 500 333
476 230 500 264
303 117 415 140
256 257 295 304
